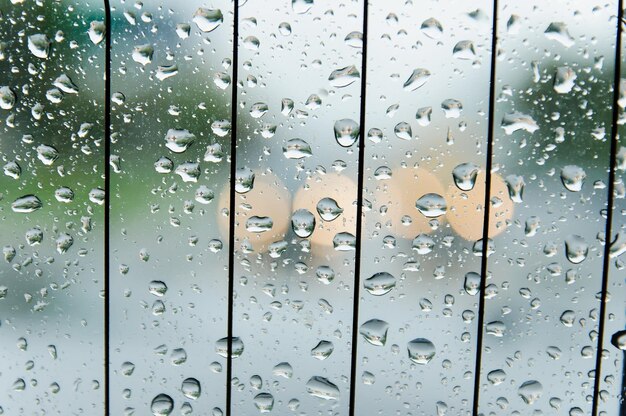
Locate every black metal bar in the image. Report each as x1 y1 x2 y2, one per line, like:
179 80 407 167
226 1 240 415
472 1 499 414
103 0 111 414
593 2 624 415
348 0 369 415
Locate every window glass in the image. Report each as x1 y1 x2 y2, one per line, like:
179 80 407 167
0 1 105 413
109 1 233 414
478 2 618 414
231 0 363 413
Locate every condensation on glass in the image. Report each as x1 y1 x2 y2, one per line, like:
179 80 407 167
599 8 626 415
230 0 364 413
477 2 619 415
354 1 494 414
0 0 105 414
108 1 233 415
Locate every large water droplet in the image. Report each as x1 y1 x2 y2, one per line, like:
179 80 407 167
0 86 16 110
501 112 539 135
291 209 315 238
246 216 273 233
544 22 574 47
215 337 244 358
403 68 431 91
420 18 443 39
611 330 626 350
407 338 436 364
151 394 174 416
359 319 389 346
283 138 312 159
564 235 588 264
505 174 525 203
165 129 195 153
12 195 42 213
311 340 334 360
464 272 481 295
235 168 255 193
193 8 223 32
316 197 343 221
292 0 314 14
328 65 359 88
132 44 154 66
518 380 543 404
88 21 106 45
415 193 447 218
334 119 360 147
452 40 476 60
253 393 274 412
37 144 59 165
560 165 586 192
363 272 396 296
452 163 479 191
441 99 462 118
182 378 201 400
332 232 356 251
28 34 50 59
394 121 412 140
175 162 200 183
305 376 339 400
553 66 577 93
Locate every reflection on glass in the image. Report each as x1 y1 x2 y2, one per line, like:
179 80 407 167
0 1 105 413
478 1 618 414
109 1 233 414
355 1 494 414
231 0 364 413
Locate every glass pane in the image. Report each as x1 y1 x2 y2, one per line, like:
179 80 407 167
355 1 493 414
231 0 364 414
109 1 233 415
478 1 618 414
599 7 626 414
0 1 105 413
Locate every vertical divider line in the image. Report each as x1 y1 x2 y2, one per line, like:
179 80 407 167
348 0 369 415
592 2 624 415
226 0 240 414
103 0 111 414
472 1 498 415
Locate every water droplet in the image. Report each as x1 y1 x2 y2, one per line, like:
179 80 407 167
505 174 525 203
415 193 446 218
253 393 274 412
464 272 481 295
363 272 396 296
28 34 50 59
311 340 334 360
611 330 626 350
3 161 20 179
272 362 293 378
292 0 314 14
328 65 359 88
151 393 174 416
278 22 292 36
246 216 273 233
154 157 173 173
171 348 187 365
441 99 462 118
394 121 412 140
235 168 255 193
53 74 78 94
344 31 363 47
560 165 586 192
88 21 105 45
487 369 507 385
37 144 59 165
165 129 195 153
243 36 260 50
518 380 543 404
215 337 244 358
452 163 479 191
182 378 201 400
25 227 43 246
407 338 436 364
156 65 178 81
553 66 577 94
193 8 223 32
564 235 588 264
250 102 268 118
306 376 339 400
486 321 506 337
452 40 476 60
403 68 431 91
333 119 360 147
12 195 42 213
412 234 435 254
175 162 200 183
525 216 540 237
291 209 315 238
501 112 539 135
315 265 335 284
420 18 443 39
283 138 312 159
0 86 16 110
416 107 432 126
544 22 574 48
332 232 356 251
132 44 154 66
176 23 191 39
359 319 389 346
56 233 73 254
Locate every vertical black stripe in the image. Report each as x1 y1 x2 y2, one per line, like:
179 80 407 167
592 2 624 415
226 0 240 415
103 0 111 414
472 1 499 415
348 0 369 415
